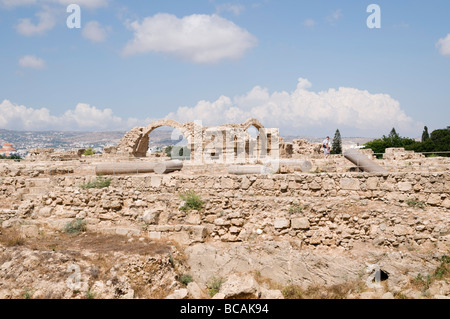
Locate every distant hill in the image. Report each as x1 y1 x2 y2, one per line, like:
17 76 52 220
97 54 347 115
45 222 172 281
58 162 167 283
0 129 375 152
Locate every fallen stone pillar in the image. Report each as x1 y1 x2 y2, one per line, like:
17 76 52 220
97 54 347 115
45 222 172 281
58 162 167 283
153 160 184 174
344 149 388 173
228 165 272 175
95 162 157 175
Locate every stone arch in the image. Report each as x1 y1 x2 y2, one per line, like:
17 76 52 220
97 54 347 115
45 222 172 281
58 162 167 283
242 118 265 131
241 118 265 157
134 120 193 157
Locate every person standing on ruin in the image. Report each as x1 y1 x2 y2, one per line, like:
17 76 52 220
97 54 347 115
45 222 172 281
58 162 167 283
322 136 332 158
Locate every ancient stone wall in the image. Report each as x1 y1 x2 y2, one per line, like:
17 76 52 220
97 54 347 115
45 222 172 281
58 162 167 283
1 172 448 250
2 155 449 179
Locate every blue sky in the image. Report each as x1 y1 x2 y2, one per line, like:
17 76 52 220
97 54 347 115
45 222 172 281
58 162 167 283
0 0 449 137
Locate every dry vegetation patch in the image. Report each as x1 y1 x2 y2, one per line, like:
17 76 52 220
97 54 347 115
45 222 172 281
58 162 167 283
0 228 171 256
0 227 188 298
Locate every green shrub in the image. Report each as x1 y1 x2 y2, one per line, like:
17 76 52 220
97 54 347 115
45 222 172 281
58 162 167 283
23 289 34 299
434 255 450 280
406 200 426 210
0 154 22 161
64 219 87 235
288 203 304 215
80 176 111 189
414 273 432 291
179 190 204 211
83 148 96 156
179 274 193 286
85 289 96 299
207 277 224 297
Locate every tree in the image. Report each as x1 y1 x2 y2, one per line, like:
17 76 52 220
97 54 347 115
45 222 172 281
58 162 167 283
331 129 342 154
386 127 401 147
422 126 430 142
404 126 449 157
164 145 173 158
430 129 450 153
363 128 415 157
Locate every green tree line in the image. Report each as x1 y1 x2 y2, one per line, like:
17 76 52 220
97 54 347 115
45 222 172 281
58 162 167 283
363 126 450 157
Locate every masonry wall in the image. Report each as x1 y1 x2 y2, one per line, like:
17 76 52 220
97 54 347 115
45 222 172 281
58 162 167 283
1 172 449 250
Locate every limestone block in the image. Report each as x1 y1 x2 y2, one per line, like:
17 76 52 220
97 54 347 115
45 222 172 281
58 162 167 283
260 287 284 299
442 198 450 209
274 218 290 229
221 178 235 189
229 226 240 234
116 227 140 236
165 289 188 299
214 218 230 226
148 231 162 240
143 210 160 225
186 212 202 225
262 179 274 190
219 274 260 299
309 232 322 245
291 217 310 230
427 194 442 206
309 181 321 191
38 206 53 218
150 176 162 188
340 178 360 191
381 292 395 299
397 182 412 192
240 177 251 190
393 225 412 237
187 282 207 299
322 178 336 190
366 177 379 190
212 293 225 299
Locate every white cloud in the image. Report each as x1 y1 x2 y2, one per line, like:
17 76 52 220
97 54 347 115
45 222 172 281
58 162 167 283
122 13 257 64
0 78 421 136
18 55 46 69
327 9 342 26
15 7 56 36
216 3 245 16
436 34 450 57
82 21 110 43
0 100 152 131
0 100 56 130
303 19 316 27
166 78 420 136
60 103 123 129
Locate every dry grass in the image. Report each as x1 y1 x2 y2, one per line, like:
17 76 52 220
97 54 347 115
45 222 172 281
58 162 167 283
251 269 368 300
0 229 171 256
0 227 182 299
0 227 172 260
281 280 367 299
407 255 450 294
0 229 25 247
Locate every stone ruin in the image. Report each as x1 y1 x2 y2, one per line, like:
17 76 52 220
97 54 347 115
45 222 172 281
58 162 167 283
383 148 426 160
105 118 324 163
26 148 86 162
280 138 323 158
0 118 449 300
